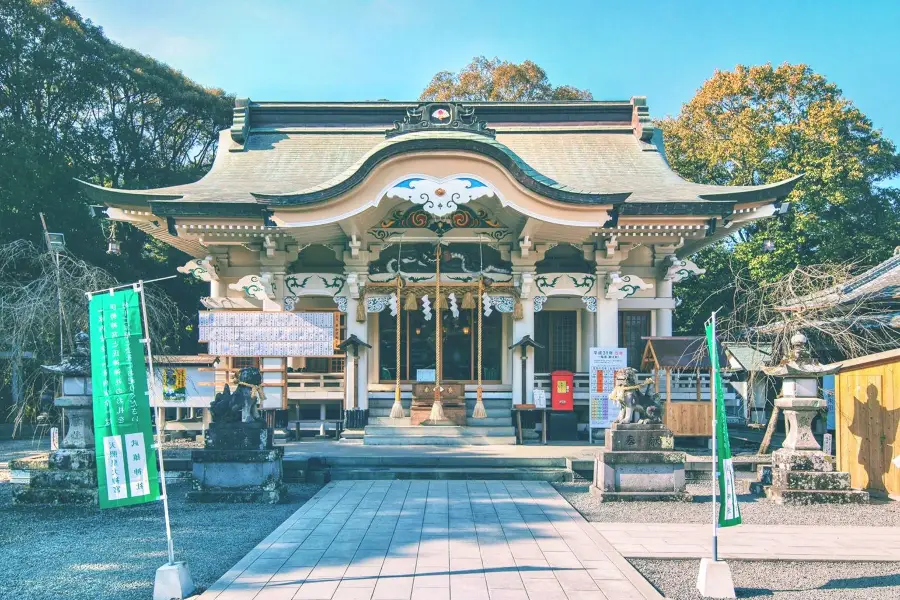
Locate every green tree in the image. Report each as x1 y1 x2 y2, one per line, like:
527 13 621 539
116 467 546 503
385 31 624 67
0 0 233 357
661 63 900 333
421 56 592 102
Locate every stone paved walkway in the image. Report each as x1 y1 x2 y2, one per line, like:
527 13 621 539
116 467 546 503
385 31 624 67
199 480 662 600
594 523 900 561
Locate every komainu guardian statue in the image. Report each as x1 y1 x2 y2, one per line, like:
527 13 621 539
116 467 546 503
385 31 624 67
210 367 264 424
609 367 663 424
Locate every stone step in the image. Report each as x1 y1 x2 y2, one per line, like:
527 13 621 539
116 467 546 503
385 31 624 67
365 426 515 437
329 467 571 482
369 409 513 421
772 470 851 491
766 488 869 505
466 417 512 427
364 435 517 446
12 486 98 505
29 468 97 489
317 456 568 468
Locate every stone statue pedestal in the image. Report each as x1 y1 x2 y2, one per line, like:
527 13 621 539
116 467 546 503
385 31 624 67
766 397 868 504
590 423 690 501
187 422 287 504
12 395 98 505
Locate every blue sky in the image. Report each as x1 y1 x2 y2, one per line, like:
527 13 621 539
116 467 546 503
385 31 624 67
69 0 900 146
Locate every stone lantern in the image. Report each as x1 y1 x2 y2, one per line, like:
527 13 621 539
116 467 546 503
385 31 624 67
762 333 867 504
44 331 94 452
11 331 98 504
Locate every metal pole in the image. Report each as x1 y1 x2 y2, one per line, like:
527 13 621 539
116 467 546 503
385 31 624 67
85 275 178 296
137 281 176 565
40 213 67 440
710 311 718 563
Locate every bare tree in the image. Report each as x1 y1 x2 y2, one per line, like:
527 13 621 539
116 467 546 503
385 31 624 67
0 240 180 435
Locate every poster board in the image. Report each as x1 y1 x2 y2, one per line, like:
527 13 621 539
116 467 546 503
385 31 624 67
149 364 216 408
198 311 334 356
589 347 628 429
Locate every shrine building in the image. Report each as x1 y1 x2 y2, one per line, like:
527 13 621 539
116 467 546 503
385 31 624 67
79 98 799 443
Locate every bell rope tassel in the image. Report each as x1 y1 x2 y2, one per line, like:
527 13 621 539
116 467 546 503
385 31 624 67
429 397 446 422
434 293 445 310
404 292 418 311
390 386 405 419
513 299 524 320
356 299 366 323
461 290 475 310
472 387 487 419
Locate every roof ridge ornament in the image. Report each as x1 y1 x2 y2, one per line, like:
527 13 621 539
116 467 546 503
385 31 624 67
385 102 496 139
630 96 656 144
230 98 250 150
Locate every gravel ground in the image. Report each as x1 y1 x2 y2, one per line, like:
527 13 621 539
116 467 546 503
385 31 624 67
0 481 321 600
554 482 900 527
630 558 900 599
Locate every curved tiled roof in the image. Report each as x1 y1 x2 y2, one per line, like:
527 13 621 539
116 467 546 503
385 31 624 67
77 99 801 217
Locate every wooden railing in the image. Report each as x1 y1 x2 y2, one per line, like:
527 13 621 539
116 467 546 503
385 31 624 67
284 372 345 401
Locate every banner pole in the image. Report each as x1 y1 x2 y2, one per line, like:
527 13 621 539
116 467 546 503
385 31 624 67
710 311 718 563
137 281 176 565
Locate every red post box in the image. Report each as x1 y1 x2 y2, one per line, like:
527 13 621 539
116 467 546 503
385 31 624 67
550 370 574 411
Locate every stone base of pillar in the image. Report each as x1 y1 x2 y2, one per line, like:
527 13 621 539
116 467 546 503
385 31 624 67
187 422 287 504
590 423 691 502
765 449 869 505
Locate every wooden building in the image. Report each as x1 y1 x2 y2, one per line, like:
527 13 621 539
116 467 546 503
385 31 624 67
79 98 798 443
835 348 900 499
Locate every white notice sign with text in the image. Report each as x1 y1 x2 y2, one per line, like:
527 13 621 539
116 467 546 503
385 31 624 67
589 347 627 429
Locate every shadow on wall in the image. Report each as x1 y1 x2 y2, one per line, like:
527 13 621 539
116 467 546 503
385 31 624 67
848 383 900 492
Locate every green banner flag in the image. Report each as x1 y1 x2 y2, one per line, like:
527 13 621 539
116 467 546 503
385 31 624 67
89 288 160 509
705 317 742 528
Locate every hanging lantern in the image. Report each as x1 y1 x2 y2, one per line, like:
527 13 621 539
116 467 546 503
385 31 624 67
106 222 120 255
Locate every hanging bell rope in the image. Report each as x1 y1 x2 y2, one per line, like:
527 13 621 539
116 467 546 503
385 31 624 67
390 273 404 419
472 276 487 419
430 243 446 422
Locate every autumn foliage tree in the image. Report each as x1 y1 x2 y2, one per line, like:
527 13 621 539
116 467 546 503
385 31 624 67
661 64 900 333
421 56 592 102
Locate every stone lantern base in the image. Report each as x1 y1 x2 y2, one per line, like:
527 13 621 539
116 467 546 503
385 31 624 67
766 449 869 505
764 396 869 505
11 396 99 505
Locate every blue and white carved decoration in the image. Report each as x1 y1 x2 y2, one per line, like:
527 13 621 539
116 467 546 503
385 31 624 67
581 296 598 313
283 296 298 311
482 293 493 317
333 296 348 313
533 296 548 313
492 296 514 313
448 292 459 319
229 274 274 301
421 295 432 321
365 296 391 314
382 175 496 218
177 256 218 282
665 257 706 282
388 292 398 317
606 273 653 300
